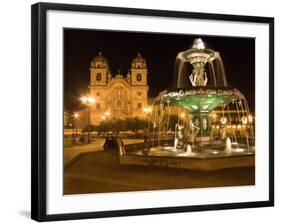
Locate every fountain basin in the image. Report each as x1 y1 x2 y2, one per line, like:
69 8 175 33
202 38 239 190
120 143 255 171
120 153 255 171
157 87 244 112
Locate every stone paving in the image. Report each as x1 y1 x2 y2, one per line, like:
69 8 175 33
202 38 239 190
64 138 144 165
64 151 255 195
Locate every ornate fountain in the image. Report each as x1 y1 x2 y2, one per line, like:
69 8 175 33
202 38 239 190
120 38 255 170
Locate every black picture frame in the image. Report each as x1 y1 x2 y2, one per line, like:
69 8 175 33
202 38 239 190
31 2 274 222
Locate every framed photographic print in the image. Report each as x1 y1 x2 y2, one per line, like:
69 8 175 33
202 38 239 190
31 2 274 222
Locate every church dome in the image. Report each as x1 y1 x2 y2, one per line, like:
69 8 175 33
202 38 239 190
131 53 147 69
91 52 109 68
115 69 123 78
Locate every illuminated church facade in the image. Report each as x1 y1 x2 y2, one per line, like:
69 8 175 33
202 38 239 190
77 52 149 126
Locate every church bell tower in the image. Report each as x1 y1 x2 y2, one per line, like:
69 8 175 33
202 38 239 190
130 53 148 86
90 52 110 86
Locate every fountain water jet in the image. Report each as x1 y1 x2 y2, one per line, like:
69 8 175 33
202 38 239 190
186 144 192 155
225 137 232 153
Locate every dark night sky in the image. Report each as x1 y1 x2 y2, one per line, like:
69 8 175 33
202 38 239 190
64 29 255 112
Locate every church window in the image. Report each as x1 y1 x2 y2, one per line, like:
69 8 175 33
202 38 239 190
137 73 142 81
96 73 101 81
137 103 142 109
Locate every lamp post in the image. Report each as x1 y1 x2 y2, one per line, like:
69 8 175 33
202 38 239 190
143 107 152 116
80 96 96 143
143 107 152 137
73 112 79 138
105 111 111 117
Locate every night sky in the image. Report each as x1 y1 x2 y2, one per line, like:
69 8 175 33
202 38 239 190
64 29 255 112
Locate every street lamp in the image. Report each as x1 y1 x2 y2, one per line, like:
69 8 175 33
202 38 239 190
102 111 111 121
143 107 152 113
105 111 111 117
143 107 152 118
80 96 96 143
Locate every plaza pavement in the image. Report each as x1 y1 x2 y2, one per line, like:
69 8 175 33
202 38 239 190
64 138 144 165
64 151 255 194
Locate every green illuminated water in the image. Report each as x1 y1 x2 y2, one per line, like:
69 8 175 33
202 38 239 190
170 95 233 112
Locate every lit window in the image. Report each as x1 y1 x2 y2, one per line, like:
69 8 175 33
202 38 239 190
136 73 142 81
96 73 101 81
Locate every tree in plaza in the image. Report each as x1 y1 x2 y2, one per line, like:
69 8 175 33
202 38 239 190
126 117 149 135
111 118 127 134
98 119 113 134
98 117 127 134
81 124 97 133
84 117 149 136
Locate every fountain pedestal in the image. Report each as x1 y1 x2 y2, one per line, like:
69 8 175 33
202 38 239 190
189 112 212 145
